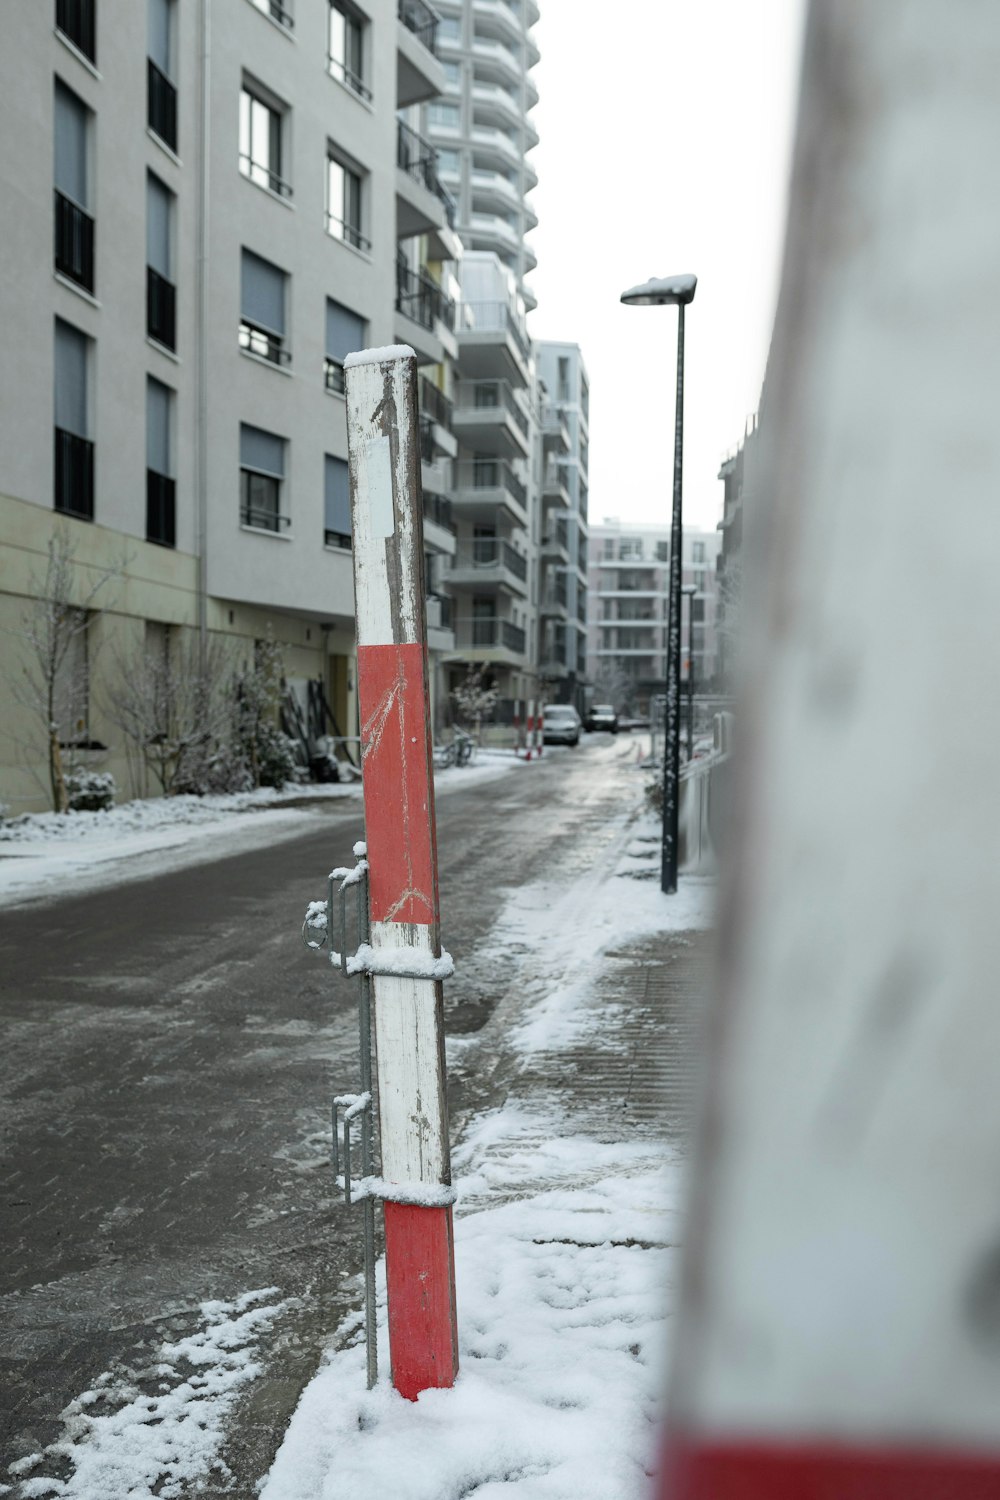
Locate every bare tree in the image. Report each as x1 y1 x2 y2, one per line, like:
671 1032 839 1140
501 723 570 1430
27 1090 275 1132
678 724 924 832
8 527 121 812
591 661 637 716
103 629 243 797
450 666 500 744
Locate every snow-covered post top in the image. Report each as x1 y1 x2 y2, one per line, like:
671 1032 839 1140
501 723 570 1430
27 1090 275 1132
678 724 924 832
344 345 459 1401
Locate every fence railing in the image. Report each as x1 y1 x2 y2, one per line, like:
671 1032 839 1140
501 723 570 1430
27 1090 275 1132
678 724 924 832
452 540 527 581
454 617 526 653
396 258 455 332
398 0 439 53
424 492 456 534
419 376 453 429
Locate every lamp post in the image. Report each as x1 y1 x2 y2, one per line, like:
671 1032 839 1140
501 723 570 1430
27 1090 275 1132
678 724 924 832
682 583 697 764
621 273 697 895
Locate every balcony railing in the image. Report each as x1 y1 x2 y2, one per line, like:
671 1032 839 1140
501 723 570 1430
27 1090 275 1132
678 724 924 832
427 593 453 630
239 320 291 366
148 59 177 152
542 578 568 611
324 358 346 395
57 0 96 61
396 258 455 332
455 379 528 437
398 0 439 53
419 375 453 429
147 266 176 350
418 414 436 463
146 469 176 548
454 539 527 580
397 120 438 191
326 213 371 252
54 192 94 292
453 458 527 509
239 153 293 199
455 616 526 653
457 300 530 364
424 492 456 534
54 428 94 521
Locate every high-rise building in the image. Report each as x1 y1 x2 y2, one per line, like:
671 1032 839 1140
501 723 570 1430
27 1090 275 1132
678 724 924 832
535 342 589 708
586 519 721 713
425 0 540 309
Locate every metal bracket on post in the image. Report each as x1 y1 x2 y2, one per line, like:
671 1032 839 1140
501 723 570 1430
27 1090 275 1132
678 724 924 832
301 844 378 1390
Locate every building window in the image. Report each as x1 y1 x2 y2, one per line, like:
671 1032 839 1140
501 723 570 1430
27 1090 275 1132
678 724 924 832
325 299 365 394
146 173 176 350
239 82 290 197
328 2 369 100
692 540 706 564
56 0 96 63
436 13 460 42
326 151 368 250
54 319 94 520
54 82 94 293
324 455 351 548
240 249 289 365
240 423 288 532
655 540 669 562
427 101 459 129
557 356 570 401
148 0 177 151
146 378 175 548
248 0 293 30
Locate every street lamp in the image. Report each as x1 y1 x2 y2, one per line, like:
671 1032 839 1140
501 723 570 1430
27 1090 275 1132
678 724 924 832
621 273 697 895
682 583 697 765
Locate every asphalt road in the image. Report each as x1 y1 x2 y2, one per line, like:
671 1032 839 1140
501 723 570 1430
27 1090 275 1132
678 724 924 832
0 739 640 1489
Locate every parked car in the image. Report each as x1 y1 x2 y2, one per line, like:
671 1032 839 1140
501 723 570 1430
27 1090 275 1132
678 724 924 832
585 703 619 733
542 705 582 747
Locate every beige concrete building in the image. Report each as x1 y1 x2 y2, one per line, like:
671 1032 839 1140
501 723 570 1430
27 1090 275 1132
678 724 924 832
0 0 456 811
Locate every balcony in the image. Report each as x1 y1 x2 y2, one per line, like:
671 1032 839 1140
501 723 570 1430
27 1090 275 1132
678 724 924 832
419 377 457 462
468 211 521 259
57 0 96 61
470 126 522 172
397 121 448 240
541 525 570 565
146 470 176 548
54 428 94 521
452 458 527 527
540 402 571 453
472 0 528 45
541 576 569 618
542 461 571 510
455 300 530 386
449 538 528 597
147 266 176 351
424 492 458 556
470 167 522 215
148 59 177 152
239 320 290 367
471 37 524 86
395 258 456 365
471 80 524 132
426 593 455 650
397 0 446 107
452 379 529 458
451 616 526 660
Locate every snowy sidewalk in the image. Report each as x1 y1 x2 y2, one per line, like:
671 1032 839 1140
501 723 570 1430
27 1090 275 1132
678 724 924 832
262 819 713 1500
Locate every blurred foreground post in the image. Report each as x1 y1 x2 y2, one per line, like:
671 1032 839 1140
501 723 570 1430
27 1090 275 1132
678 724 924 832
345 346 459 1401
662 3 1000 1493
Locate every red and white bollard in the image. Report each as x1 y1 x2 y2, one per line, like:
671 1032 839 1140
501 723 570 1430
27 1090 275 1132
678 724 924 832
344 345 459 1400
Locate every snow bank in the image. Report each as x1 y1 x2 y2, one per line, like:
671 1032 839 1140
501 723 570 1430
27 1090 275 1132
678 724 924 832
262 1111 682 1500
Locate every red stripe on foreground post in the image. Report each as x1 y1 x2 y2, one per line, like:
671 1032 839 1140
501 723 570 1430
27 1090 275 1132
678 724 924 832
662 1437 1000 1499
383 1202 459 1401
345 345 459 1399
356 641 439 926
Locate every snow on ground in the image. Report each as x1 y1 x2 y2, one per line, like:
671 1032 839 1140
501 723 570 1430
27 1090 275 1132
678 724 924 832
261 1110 682 1500
260 791 711 1500
6 1290 286 1499
0 749 523 909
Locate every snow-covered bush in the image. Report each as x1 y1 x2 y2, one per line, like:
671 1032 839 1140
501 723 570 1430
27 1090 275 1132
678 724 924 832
65 769 116 812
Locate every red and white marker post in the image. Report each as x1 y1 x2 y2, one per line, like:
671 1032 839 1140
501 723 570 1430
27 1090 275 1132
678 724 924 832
660 4 1000 1493
344 345 459 1401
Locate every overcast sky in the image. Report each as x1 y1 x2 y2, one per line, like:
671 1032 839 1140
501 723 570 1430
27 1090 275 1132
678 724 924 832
526 0 807 532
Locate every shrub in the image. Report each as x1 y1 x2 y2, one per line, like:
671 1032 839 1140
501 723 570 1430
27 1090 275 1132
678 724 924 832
65 769 116 812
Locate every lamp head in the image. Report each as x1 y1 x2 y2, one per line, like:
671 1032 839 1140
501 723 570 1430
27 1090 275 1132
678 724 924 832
621 273 697 307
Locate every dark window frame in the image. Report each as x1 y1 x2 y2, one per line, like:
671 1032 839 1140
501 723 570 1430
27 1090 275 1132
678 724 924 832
56 0 96 62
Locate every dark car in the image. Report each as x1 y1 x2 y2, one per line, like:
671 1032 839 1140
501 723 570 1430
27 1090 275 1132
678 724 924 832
585 703 619 733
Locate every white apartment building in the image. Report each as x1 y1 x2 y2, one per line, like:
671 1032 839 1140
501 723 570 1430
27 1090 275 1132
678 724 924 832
586 519 721 713
425 0 539 308
0 0 458 811
535 341 588 707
